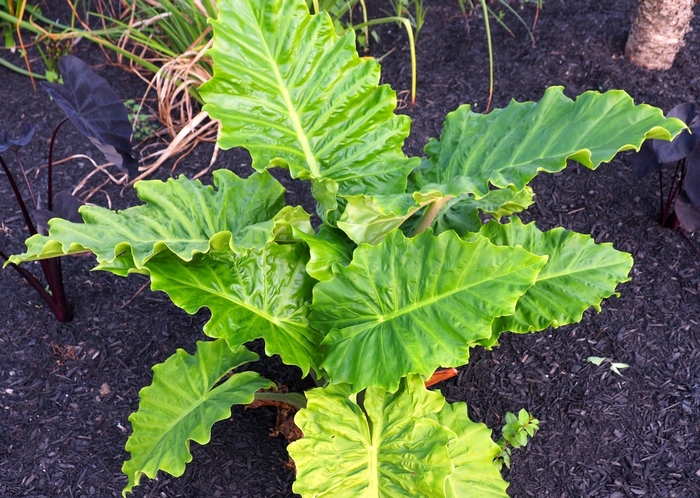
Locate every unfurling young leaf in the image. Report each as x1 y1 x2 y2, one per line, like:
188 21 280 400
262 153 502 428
292 224 355 281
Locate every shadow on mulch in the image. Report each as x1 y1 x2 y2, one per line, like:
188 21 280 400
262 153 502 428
1 0 700 497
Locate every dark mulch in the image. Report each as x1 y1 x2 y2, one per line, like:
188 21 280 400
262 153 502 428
1 1 700 497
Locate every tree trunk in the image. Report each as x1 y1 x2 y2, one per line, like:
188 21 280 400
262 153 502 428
625 0 696 70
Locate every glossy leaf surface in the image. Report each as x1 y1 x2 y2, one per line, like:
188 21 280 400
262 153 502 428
122 340 272 496
288 375 454 497
478 218 633 337
7 170 298 275
146 241 322 374
199 0 417 212
413 87 686 198
434 402 509 498
311 229 547 392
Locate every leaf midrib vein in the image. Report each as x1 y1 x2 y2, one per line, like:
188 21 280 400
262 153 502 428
255 14 320 177
378 259 531 324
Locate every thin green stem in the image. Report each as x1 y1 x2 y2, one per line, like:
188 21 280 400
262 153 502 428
352 16 416 105
479 0 494 112
0 10 159 74
9 3 78 31
496 0 535 45
358 0 369 50
69 32 160 73
0 56 48 79
0 9 123 38
486 6 513 36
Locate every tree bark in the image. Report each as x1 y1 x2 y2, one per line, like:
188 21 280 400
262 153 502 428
625 0 696 70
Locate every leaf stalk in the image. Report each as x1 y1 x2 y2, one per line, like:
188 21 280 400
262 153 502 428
411 195 453 236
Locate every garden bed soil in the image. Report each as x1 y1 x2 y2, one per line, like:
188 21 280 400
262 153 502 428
1 0 700 497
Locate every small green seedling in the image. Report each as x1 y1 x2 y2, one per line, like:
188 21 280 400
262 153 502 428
495 408 539 470
123 99 160 141
587 356 630 376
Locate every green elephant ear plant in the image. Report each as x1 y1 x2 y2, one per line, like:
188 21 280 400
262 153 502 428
6 0 685 496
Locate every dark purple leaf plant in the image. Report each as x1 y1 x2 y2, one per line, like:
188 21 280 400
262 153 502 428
633 102 700 235
1 55 137 322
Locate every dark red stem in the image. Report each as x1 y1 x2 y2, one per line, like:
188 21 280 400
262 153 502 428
658 168 665 223
13 151 37 208
661 160 685 227
0 249 71 321
47 117 70 212
1 149 73 322
0 154 37 236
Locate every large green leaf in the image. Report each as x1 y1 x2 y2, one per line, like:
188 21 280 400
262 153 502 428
413 86 686 198
145 240 323 375
122 340 273 496
433 402 509 498
478 217 633 338
311 229 547 392
7 170 298 275
199 0 417 213
288 375 455 498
